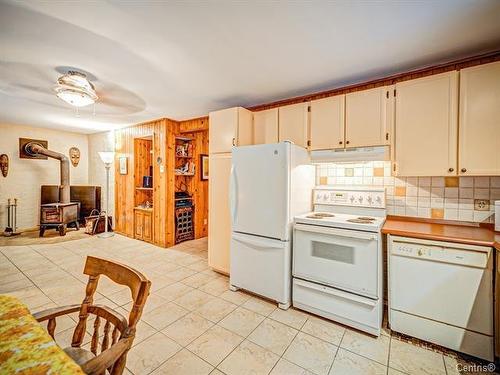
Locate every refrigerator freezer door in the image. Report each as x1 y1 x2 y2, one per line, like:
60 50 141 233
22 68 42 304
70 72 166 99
230 232 291 306
231 143 290 240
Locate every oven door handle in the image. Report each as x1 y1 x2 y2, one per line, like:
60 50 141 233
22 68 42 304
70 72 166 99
294 223 378 241
294 279 377 307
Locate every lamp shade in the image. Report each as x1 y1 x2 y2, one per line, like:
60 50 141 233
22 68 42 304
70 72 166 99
98 151 115 164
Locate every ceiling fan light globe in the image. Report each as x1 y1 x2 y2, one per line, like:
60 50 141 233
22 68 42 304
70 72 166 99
54 71 98 107
56 89 95 107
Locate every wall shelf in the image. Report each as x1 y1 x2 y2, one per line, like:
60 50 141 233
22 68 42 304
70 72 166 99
175 173 195 177
136 187 153 191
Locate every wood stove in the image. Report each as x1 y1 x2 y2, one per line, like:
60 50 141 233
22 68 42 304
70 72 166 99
19 138 80 237
40 202 79 236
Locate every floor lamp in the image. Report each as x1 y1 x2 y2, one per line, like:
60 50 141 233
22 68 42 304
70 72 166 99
98 151 115 238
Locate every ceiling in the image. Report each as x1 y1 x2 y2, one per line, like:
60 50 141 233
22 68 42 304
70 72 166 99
1 1 500 134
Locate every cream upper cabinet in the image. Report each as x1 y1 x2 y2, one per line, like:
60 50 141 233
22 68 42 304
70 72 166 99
253 108 278 145
459 61 500 176
345 87 391 148
310 95 345 150
278 102 309 148
394 71 458 176
209 107 253 153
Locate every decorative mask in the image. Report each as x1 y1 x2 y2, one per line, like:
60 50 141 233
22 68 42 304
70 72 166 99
0 154 8 177
69 147 80 167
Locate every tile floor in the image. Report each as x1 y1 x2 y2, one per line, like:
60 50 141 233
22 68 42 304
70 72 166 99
0 234 494 375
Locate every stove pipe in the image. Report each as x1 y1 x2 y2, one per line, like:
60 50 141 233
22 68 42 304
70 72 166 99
25 142 70 203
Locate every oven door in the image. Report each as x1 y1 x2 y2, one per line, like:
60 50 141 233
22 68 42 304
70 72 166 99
293 223 379 298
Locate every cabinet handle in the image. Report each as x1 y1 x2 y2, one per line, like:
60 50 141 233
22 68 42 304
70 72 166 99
339 141 343 145
232 138 236 146
448 168 454 172
461 168 467 173
346 141 350 145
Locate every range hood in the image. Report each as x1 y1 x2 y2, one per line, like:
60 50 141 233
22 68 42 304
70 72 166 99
310 146 390 163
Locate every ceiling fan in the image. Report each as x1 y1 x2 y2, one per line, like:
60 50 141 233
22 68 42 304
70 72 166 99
0 62 146 115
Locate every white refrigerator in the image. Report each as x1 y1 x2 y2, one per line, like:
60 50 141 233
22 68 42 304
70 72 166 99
229 142 314 309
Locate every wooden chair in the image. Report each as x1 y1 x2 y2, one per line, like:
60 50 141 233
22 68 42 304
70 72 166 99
34 256 151 375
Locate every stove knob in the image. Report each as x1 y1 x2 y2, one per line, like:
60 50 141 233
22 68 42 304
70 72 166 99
323 193 328 201
350 196 355 203
358 196 364 203
367 196 373 204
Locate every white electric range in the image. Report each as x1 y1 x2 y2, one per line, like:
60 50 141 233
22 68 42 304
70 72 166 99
292 187 386 336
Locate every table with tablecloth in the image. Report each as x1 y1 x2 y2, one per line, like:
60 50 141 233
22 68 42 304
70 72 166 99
0 295 84 374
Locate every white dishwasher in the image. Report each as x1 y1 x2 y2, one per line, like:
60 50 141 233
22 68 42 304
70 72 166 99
388 235 494 361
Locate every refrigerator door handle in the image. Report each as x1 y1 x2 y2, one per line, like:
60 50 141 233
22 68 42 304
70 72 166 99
233 233 284 249
229 165 237 226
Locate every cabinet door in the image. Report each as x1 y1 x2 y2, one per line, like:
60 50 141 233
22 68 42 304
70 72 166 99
208 153 232 274
310 95 345 150
209 108 238 153
143 211 152 242
134 211 143 240
394 72 458 176
459 61 500 176
237 107 254 147
278 102 309 148
253 108 278 145
346 87 390 148
209 107 253 153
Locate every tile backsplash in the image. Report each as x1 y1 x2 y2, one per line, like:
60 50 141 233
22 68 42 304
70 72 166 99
316 161 499 223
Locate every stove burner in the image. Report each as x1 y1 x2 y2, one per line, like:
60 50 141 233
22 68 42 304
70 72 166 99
306 212 335 219
347 217 376 224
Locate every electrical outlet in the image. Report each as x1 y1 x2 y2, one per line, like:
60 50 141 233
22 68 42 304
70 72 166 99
204 219 207 225
474 199 490 211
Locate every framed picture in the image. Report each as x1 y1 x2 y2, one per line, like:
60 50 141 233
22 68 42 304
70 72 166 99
119 156 128 175
200 154 209 180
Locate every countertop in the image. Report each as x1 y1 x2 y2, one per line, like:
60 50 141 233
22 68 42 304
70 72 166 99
382 216 500 251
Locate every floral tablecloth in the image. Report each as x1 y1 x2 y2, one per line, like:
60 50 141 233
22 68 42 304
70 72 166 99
0 295 84 374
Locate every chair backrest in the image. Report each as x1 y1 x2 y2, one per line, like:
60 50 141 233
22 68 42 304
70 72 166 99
71 256 151 372
83 256 150 327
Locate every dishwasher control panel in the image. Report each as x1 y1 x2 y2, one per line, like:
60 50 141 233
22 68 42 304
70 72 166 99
391 240 490 269
393 243 433 257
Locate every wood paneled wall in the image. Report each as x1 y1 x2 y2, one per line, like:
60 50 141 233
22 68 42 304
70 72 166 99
179 117 209 133
114 116 208 247
178 117 209 239
249 50 500 111
114 118 178 247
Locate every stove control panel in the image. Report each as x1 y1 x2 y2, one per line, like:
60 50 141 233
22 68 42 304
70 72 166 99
313 189 386 208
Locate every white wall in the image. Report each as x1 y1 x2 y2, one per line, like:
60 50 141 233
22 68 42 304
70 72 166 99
88 131 115 221
0 123 89 230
